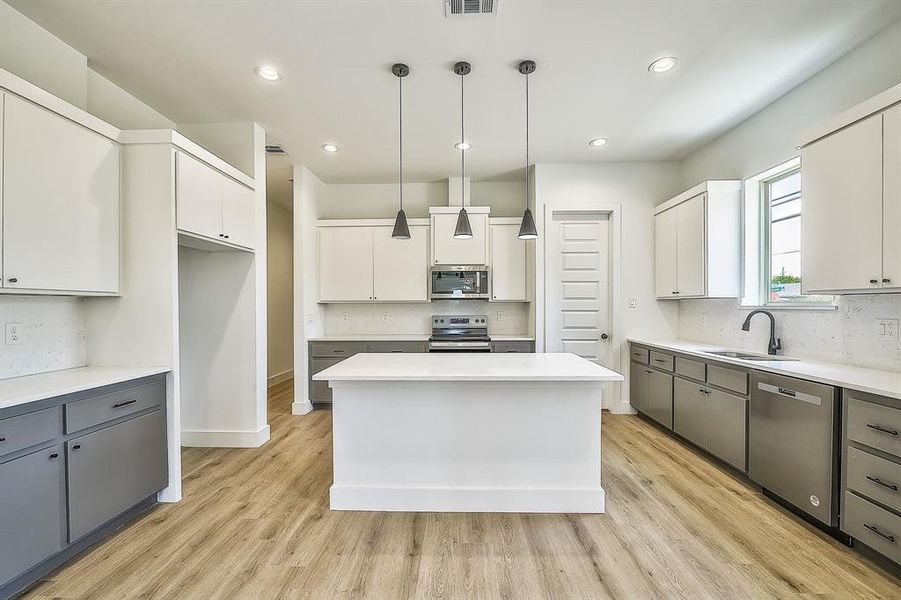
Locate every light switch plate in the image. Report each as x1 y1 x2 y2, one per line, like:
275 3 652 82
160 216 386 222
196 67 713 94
628 298 637 308
5 323 23 345
877 318 898 339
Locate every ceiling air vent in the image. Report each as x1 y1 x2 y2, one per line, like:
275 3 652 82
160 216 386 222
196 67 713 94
445 0 497 17
265 144 287 155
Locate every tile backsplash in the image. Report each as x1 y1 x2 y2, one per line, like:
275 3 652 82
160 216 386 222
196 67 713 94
324 301 530 336
679 296 901 372
0 296 87 379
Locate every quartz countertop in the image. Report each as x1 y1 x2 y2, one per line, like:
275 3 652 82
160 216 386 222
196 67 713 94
307 334 534 342
0 366 171 411
314 352 622 382
628 338 901 400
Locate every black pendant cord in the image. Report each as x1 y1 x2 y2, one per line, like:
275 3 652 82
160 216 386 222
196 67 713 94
525 69 529 209
460 68 465 205
399 73 403 212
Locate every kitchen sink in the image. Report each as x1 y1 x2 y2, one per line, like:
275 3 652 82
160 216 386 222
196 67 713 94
701 349 800 362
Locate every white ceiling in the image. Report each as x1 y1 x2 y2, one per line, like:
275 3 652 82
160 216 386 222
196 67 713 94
11 0 901 184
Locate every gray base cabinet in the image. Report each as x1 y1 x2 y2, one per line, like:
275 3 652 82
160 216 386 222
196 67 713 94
673 378 747 471
629 362 649 414
629 345 674 429
647 369 674 429
673 377 706 447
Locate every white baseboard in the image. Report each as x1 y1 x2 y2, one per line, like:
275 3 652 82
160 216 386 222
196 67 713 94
329 485 605 513
609 399 637 415
181 424 271 448
268 369 293 387
292 400 314 415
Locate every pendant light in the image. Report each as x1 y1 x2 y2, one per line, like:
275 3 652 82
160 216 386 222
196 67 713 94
517 60 538 240
391 63 411 239
453 61 473 240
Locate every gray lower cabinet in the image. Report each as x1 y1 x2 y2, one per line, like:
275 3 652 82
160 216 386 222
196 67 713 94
491 341 534 353
673 377 706 447
67 409 167 541
629 344 673 429
629 362 649 414
705 388 747 471
310 357 345 403
0 445 65 586
646 369 674 429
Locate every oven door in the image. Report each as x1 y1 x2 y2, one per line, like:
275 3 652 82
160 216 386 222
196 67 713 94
430 267 489 300
428 341 492 352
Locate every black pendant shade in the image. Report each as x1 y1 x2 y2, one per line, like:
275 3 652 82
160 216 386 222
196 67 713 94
454 207 473 239
391 63 411 239
518 208 538 239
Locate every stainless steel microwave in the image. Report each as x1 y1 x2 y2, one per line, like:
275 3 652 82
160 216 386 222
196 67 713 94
430 266 489 300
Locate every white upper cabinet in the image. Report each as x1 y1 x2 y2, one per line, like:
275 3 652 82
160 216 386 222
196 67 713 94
881 104 900 290
431 208 489 266
319 226 374 302
2 93 120 294
489 222 528 302
373 225 429 302
655 181 741 299
176 151 255 249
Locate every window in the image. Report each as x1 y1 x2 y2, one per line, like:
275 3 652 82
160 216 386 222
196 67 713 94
742 159 834 308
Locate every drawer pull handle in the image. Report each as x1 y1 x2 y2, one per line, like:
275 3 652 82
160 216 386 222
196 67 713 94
49 452 59 461
653 358 667 363
333 350 345 354
112 399 137 409
644 369 653 374
866 423 899 436
72 444 82 451
0 437 5 443
391 350 403 353
866 476 899 492
863 523 896 543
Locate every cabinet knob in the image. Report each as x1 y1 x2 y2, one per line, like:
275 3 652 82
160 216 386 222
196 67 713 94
72 444 82 451
224 235 230 239
672 291 679 295
49 452 59 461
600 333 609 340
883 278 891 284
869 279 879 284
0 437 6 443
7 278 17 283
218 234 225 237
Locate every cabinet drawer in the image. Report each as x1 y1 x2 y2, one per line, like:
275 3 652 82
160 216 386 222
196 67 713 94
65 379 164 434
368 341 427 353
310 342 366 358
491 341 534 353
847 397 901 458
0 407 62 458
649 351 674 371
847 446 901 513
67 409 167 542
843 491 901 564
675 357 706 381
708 364 748 395
630 346 649 364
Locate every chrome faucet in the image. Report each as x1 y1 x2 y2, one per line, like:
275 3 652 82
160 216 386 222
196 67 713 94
741 310 782 355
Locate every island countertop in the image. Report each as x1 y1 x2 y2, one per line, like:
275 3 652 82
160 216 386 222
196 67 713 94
313 352 623 382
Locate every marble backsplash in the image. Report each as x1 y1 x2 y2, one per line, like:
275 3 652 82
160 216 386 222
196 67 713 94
323 301 531 336
0 296 87 379
679 296 901 372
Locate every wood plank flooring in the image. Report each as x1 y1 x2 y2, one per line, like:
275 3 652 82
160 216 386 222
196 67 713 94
23 380 901 599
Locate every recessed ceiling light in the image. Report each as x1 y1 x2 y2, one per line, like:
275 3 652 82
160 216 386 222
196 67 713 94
454 141 471 151
588 137 608 148
321 143 339 153
255 65 282 81
648 56 678 74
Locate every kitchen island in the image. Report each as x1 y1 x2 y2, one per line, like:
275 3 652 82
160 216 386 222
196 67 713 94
314 352 623 513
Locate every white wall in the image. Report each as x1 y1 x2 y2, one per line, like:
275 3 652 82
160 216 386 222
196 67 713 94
677 18 901 371
177 122 257 177
0 296 86 378
267 201 294 382
86 68 176 130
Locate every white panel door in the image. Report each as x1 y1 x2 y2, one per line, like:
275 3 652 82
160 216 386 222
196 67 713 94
883 104 901 290
546 213 611 375
319 226 374 302
654 207 679 298
802 114 883 292
176 151 222 241
676 193 706 297
373 225 428 302
490 224 527 301
221 176 255 249
2 94 120 293
431 212 488 266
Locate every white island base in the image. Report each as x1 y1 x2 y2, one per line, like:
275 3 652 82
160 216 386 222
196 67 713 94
315 353 623 513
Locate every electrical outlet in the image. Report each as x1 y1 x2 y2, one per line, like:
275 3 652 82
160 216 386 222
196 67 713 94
877 318 899 339
5 323 23 345
496 312 504 321
628 298 637 309
382 313 390 322
342 312 349 321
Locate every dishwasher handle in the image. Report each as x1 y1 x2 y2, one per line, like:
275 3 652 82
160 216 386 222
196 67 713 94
757 382 822 406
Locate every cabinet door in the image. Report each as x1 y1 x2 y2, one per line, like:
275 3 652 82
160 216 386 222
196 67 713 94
176 151 223 240
67 410 167 541
802 115 884 292
432 213 488 265
673 377 706 447
676 194 706 297
319 227 374 302
646 369 673 429
221 176 255 249
706 388 747 471
654 208 679 298
490 224 527 301
310 357 345 403
0 445 65 585
884 105 901 289
372 225 428 302
2 95 120 293
630 362 649 414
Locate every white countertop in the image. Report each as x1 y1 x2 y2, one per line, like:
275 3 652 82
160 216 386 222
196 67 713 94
307 334 534 342
629 338 901 400
0 366 171 411
314 352 622 382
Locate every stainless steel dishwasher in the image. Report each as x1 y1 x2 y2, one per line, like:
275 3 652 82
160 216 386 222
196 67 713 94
749 371 840 526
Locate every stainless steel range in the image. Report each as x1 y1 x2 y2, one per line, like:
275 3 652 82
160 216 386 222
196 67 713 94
428 314 491 352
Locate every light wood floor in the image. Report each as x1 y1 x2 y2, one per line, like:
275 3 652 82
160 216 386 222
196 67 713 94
23 380 901 599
